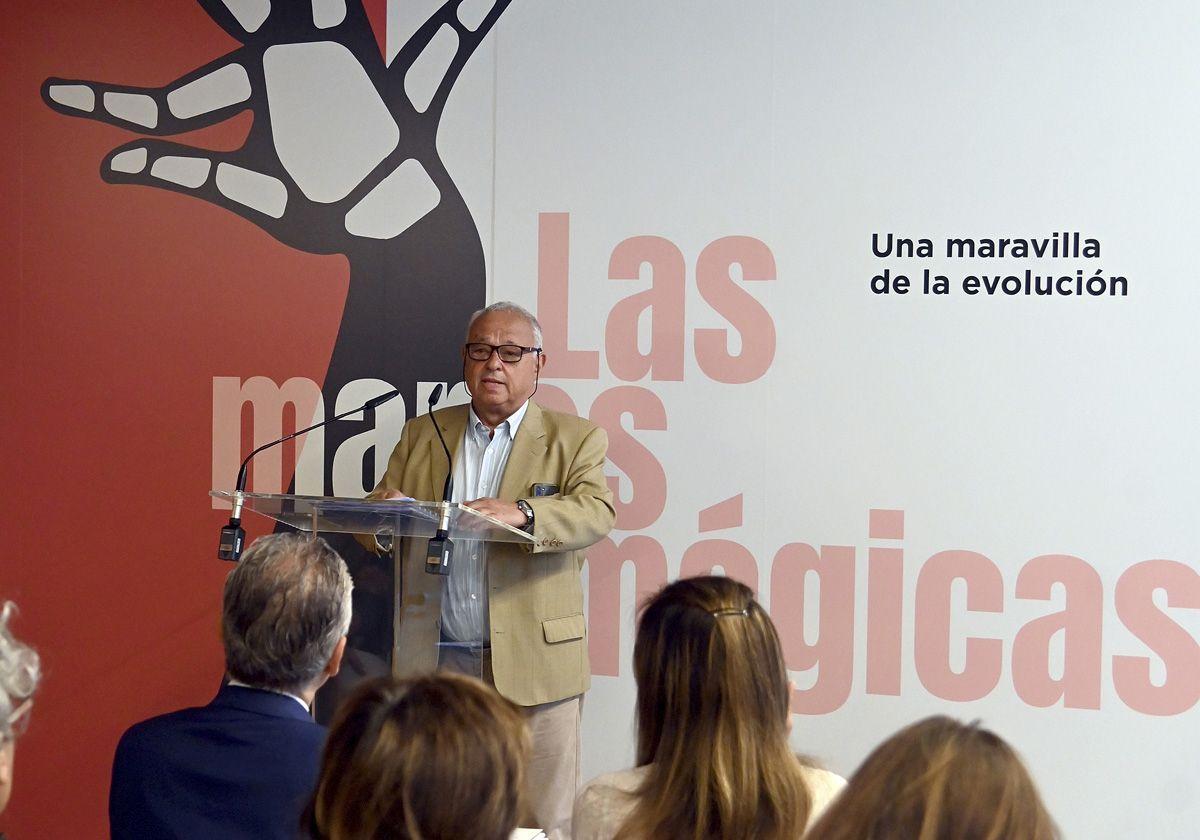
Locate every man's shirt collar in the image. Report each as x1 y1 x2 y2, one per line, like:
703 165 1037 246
468 399 529 440
226 678 311 713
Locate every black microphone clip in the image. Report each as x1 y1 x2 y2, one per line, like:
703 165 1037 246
217 520 245 561
425 530 454 575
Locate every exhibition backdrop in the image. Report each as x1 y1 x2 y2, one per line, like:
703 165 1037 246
5 1 1198 836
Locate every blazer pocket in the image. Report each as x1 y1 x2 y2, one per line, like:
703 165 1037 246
542 613 586 644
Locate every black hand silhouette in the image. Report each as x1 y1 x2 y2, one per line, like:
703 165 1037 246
43 0 513 494
45 0 517 668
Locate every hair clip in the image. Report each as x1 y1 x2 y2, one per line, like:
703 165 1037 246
5 697 33 737
710 607 750 618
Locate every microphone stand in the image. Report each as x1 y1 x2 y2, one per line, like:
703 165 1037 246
424 383 456 575
217 389 401 561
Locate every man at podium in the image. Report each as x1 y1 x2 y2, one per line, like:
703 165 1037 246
366 301 615 840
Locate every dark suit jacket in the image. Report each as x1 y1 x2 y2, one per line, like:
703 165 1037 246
109 684 325 840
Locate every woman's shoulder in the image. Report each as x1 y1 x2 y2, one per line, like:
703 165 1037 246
800 763 847 792
580 764 647 797
573 766 647 840
798 763 848 824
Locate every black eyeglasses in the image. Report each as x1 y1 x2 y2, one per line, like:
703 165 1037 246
464 343 542 363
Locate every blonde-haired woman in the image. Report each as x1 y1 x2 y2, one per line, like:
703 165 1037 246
305 673 530 840
806 715 1058 840
573 575 844 840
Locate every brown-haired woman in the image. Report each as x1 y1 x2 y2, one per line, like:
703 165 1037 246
573 575 845 840
806 715 1059 840
305 672 531 840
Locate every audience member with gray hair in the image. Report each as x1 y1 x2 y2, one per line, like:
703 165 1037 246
0 601 40 816
109 533 351 840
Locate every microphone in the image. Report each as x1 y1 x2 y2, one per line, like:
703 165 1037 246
217 388 402 561
425 383 455 576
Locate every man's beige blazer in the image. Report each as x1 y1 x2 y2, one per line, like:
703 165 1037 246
366 400 615 706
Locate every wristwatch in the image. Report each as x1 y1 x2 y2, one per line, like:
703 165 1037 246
515 499 535 533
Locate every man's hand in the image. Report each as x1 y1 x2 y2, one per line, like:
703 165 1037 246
464 497 526 528
379 489 413 501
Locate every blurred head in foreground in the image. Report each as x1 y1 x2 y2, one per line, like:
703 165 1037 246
806 715 1058 840
0 601 41 814
306 673 530 840
627 575 812 840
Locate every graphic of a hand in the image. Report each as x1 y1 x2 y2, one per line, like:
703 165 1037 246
43 0 520 669
44 0 509 256
42 0 512 483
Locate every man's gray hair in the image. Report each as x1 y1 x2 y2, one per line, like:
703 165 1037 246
466 301 543 348
222 533 352 694
0 602 40 742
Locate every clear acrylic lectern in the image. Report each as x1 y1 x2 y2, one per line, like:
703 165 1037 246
209 490 534 697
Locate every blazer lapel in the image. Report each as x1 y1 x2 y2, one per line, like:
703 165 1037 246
427 405 468 500
498 401 548 501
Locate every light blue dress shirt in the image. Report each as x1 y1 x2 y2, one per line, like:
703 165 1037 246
440 400 529 644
